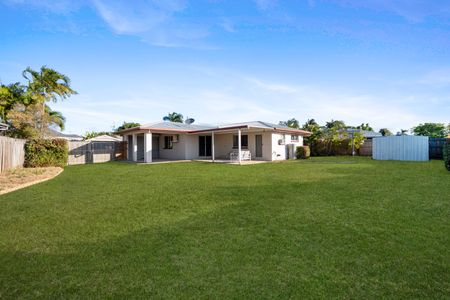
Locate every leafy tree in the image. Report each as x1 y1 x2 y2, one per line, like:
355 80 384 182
348 131 365 153
279 118 299 129
0 83 29 122
379 128 393 136
325 119 346 130
301 119 321 145
357 123 373 131
163 112 183 123
7 103 64 139
115 121 140 132
3 66 76 138
412 123 446 138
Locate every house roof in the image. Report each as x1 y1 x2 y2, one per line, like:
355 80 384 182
46 129 83 140
85 134 122 142
345 129 382 138
0 122 8 131
118 121 311 136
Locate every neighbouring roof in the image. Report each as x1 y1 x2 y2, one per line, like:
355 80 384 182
85 134 122 142
0 122 8 131
46 128 83 141
118 120 311 136
346 128 382 138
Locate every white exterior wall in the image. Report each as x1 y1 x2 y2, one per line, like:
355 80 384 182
158 134 190 160
135 131 305 161
270 133 304 161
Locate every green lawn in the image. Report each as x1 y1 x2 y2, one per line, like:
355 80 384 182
0 157 449 299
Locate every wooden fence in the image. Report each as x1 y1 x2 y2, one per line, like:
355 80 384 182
0 136 26 173
68 141 127 165
429 138 450 159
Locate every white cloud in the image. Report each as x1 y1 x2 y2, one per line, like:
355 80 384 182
91 0 211 48
246 78 298 94
254 0 277 11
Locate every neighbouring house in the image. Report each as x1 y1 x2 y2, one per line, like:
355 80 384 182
118 121 311 163
85 134 122 142
46 129 83 141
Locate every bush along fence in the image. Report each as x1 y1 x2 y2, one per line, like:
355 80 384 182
0 136 26 173
25 139 68 168
296 146 310 159
444 142 450 171
307 139 359 156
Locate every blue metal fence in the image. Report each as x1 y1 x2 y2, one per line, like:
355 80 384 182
373 136 429 161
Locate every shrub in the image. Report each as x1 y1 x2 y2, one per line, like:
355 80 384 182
309 139 353 156
296 146 310 159
444 142 450 171
25 139 68 168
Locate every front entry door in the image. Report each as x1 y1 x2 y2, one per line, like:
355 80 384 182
199 136 212 157
255 135 263 158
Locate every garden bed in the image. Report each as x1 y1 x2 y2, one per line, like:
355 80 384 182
0 167 63 195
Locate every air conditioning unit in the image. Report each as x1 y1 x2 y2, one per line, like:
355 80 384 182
172 135 179 143
278 139 285 145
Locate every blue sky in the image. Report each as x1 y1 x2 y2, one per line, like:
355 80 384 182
1 0 449 134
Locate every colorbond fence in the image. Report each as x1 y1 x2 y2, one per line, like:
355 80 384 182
68 141 127 165
373 136 429 161
429 138 450 159
0 136 26 173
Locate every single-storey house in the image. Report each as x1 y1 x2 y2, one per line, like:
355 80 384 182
118 121 311 163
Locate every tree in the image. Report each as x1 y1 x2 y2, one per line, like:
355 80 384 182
397 129 408 136
412 123 446 138
1 66 76 138
115 121 140 132
279 118 299 129
357 123 373 131
163 112 183 123
0 83 29 122
379 128 393 136
7 103 64 139
23 66 77 107
301 119 321 145
325 120 346 130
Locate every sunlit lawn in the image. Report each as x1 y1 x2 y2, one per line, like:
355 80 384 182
0 157 448 298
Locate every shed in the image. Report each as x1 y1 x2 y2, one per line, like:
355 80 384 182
373 136 429 161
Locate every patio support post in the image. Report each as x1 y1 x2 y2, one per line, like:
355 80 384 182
144 132 152 163
212 131 215 162
132 134 137 162
238 129 242 165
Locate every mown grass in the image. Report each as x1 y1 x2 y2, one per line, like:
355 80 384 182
0 157 448 299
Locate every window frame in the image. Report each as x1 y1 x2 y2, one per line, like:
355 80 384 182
291 135 299 142
164 135 173 149
232 134 248 149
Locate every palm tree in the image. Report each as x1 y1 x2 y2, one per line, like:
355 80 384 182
22 66 77 109
163 112 184 123
45 105 65 131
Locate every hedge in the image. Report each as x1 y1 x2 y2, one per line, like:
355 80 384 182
444 142 450 171
25 139 68 168
296 146 310 159
308 139 353 156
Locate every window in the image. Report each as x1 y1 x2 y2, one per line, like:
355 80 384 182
164 136 173 149
233 134 248 149
291 135 299 142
